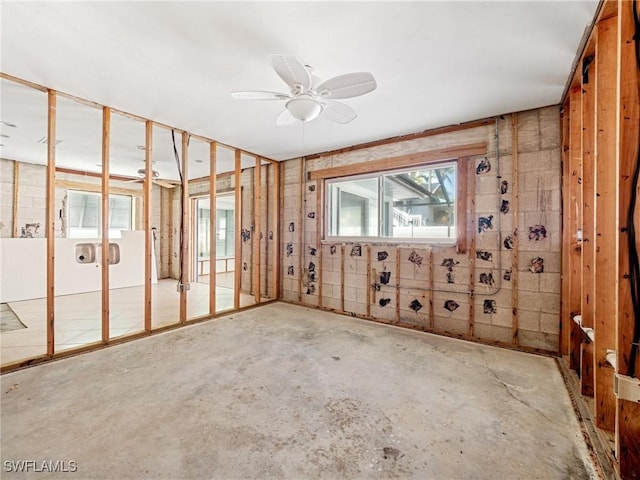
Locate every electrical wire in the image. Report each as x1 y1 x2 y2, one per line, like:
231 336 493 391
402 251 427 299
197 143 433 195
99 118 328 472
171 130 185 289
626 0 640 378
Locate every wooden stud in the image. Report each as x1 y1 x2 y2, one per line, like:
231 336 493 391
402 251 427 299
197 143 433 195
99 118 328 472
468 158 476 337
309 143 487 180
559 0 618 105
568 86 583 371
168 187 174 278
561 101 572 357
101 107 110 343
46 90 56 356
616 1 640 476
340 244 345 312
317 179 324 307
581 53 596 397
298 158 304 302
160 186 166 278
598 0 618 22
209 142 217 315
144 121 153 331
234 150 242 310
179 131 189 323
264 164 269 298
594 15 618 433
253 157 261 303
456 157 468 253
511 114 519 345
366 246 371 317
272 162 281 300
428 248 434 330
395 246 401 324
12 160 19 238
580 341 595 398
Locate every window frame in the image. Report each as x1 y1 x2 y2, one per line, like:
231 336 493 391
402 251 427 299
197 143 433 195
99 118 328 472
66 189 134 239
324 160 458 244
309 143 485 252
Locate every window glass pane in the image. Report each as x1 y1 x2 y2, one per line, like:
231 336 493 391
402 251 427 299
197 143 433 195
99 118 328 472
68 191 99 238
67 191 133 238
109 195 132 230
327 177 378 237
325 162 457 242
216 194 235 258
382 164 456 239
198 203 210 258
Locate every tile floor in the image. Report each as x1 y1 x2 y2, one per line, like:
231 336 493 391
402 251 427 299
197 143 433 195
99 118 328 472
0 275 259 366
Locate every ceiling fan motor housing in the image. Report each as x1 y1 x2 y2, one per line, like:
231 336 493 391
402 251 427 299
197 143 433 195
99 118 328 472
285 94 324 122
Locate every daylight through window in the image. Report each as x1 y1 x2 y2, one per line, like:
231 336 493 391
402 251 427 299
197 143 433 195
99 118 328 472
326 162 456 241
67 190 133 238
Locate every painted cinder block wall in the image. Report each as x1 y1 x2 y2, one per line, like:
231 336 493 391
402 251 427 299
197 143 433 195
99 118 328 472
0 159 167 275
183 165 277 299
280 106 562 352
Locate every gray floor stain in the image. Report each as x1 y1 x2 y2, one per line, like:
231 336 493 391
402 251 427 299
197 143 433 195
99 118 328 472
0 303 597 479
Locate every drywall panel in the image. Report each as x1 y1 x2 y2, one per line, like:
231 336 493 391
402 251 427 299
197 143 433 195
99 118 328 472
0 231 156 303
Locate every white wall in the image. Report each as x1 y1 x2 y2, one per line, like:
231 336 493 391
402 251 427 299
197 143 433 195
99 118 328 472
0 230 157 303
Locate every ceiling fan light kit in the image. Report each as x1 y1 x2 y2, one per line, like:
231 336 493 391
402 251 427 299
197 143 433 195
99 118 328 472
285 95 324 122
231 54 377 126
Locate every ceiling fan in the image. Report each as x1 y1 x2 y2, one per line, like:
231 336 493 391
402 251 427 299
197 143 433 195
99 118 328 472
231 55 377 126
126 163 176 189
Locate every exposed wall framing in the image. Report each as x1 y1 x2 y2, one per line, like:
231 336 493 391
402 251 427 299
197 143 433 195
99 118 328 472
101 107 111 342
46 90 56 356
281 116 562 354
560 1 640 477
1 74 279 374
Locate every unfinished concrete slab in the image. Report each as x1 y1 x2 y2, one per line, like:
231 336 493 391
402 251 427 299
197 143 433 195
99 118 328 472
1 303 595 479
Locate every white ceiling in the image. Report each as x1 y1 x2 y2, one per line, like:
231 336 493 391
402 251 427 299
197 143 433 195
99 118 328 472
1 1 598 179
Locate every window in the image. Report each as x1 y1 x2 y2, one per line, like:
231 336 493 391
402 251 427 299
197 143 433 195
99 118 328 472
326 162 456 241
215 194 235 258
67 190 133 238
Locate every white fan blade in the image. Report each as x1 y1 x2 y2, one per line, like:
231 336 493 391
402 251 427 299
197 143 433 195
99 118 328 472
231 91 291 100
322 100 357 124
317 72 377 99
276 108 297 126
271 55 311 91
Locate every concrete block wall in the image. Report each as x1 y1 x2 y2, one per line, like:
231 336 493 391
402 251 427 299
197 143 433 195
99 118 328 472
0 160 47 238
281 158 303 304
280 106 562 353
184 167 275 299
0 160 169 238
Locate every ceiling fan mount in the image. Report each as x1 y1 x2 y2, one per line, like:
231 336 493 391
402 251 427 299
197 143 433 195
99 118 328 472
136 167 160 179
231 55 377 126
127 162 175 189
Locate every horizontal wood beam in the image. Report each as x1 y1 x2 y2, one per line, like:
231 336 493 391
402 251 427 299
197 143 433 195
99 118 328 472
304 119 492 160
55 179 142 197
308 142 487 180
55 166 139 183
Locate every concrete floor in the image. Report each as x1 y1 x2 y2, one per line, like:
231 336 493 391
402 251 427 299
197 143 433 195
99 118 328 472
1 303 596 479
